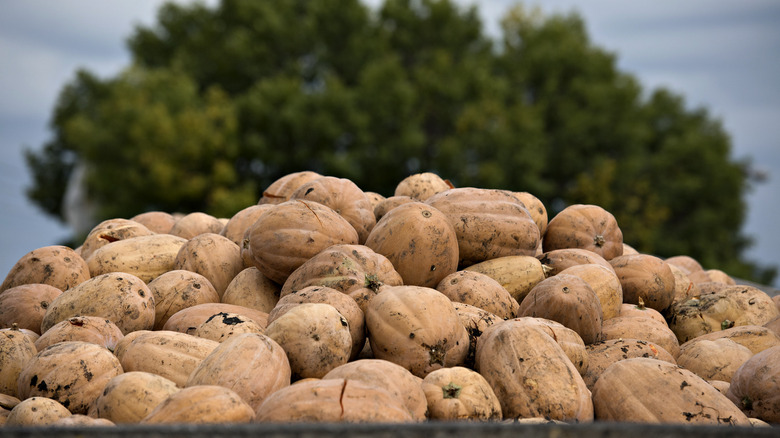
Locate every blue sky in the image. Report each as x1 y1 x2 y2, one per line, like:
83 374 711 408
1 0 779 287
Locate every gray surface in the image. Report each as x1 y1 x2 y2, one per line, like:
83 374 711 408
0 422 777 438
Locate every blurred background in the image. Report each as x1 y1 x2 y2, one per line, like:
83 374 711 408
1 0 779 286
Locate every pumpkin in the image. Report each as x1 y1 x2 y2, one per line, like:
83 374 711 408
422 366 502 421
168 212 224 240
583 338 676 390
537 248 615 276
364 191 386 211
322 359 428 421
51 414 115 427
258 170 322 205
34 316 123 351
373 195 415 222
667 263 701 308
592 357 750 425
17 341 123 414
220 204 274 246
516 274 603 344
365 285 469 377
248 200 360 285
141 385 255 424
280 244 403 313
619 301 666 324
5 397 72 427
683 325 780 356
0 327 37 397
290 176 376 243
512 191 548 237
365 202 458 288
222 267 280 313
463 255 549 305
542 204 623 260
186 332 291 411
609 253 676 313
435 270 519 320
558 263 623 320
425 188 539 267
174 233 244 298
79 218 153 261
451 302 502 369
86 233 188 282
0 283 62 333
264 303 352 379
1 245 90 294
148 270 220 330
254 378 413 423
676 338 754 383
162 303 269 335
394 172 452 201
726 345 780 423
517 317 590 376
41 272 155 335
130 211 177 234
91 371 180 424
475 319 593 422
600 315 680 358
192 312 265 342
665 255 705 275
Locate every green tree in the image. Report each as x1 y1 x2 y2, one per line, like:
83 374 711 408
25 0 775 284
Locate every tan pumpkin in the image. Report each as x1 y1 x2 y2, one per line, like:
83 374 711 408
708 379 731 396
668 285 779 343
452 302 502 369
174 233 244 299
365 285 469 377
463 255 549 305
0 283 62 333
248 200 360 285
258 170 322 205
269 285 365 361
609 253 676 313
558 263 623 320
726 345 780 423
619 301 666 324
363 191 386 211
676 337 754 383
435 270 519 320
1 245 90 293
130 210 177 234
86 233 188 282
475 319 593 422
79 218 154 261
542 204 623 260
168 212 224 240
425 188 539 267
517 274 603 344
222 267 280 313
162 303 269 335
34 316 123 351
592 357 750 425
5 397 72 427
422 366 502 421
91 371 180 424
17 341 123 414
220 204 274 246
51 414 115 427
517 317 590 376
667 263 701 308
186 332 291 411
0 327 37 397
280 244 403 313
664 255 705 275
322 359 428 421
148 270 220 330
192 312 265 342
513 191 548 237
600 315 680 358
265 303 352 379
141 385 255 424
373 195 415 221
41 272 155 335
254 378 414 423
682 325 780 356
583 338 676 390
290 176 376 243
114 330 219 387
537 248 615 276
394 172 452 201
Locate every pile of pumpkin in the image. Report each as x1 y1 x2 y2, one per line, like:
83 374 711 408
1 171 779 428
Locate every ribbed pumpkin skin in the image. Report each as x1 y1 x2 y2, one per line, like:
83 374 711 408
86 234 188 283
517 274 603 345
0 283 62 334
161 303 269 335
592 357 750 425
601 315 680 358
609 254 676 313
475 319 593 422
559 264 623 320
220 204 274 246
422 366 502 421
464 255 547 305
436 270 519 320
222 267 280 313
281 244 402 313
0 328 37 398
187 333 291 411
258 170 322 205
254 378 414 423
538 248 615 276
248 200 359 285
425 188 539 267
366 285 469 377
365 202 458 288
1 245 90 294
394 172 452 201
130 211 177 234
79 218 153 261
174 233 244 299
290 176 376 244
17 341 123 414
676 338 754 382
726 345 780 423
34 316 124 351
141 385 255 424
583 338 676 390
517 317 589 376
5 397 72 427
148 270 220 330
92 371 180 424
168 212 224 240
543 204 623 261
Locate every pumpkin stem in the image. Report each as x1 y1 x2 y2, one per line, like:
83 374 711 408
593 234 606 247
636 297 646 310
442 382 462 399
364 274 383 292
721 319 735 330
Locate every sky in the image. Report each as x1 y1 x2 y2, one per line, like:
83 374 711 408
1 0 779 287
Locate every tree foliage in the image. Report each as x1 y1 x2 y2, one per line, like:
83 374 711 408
25 0 774 283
